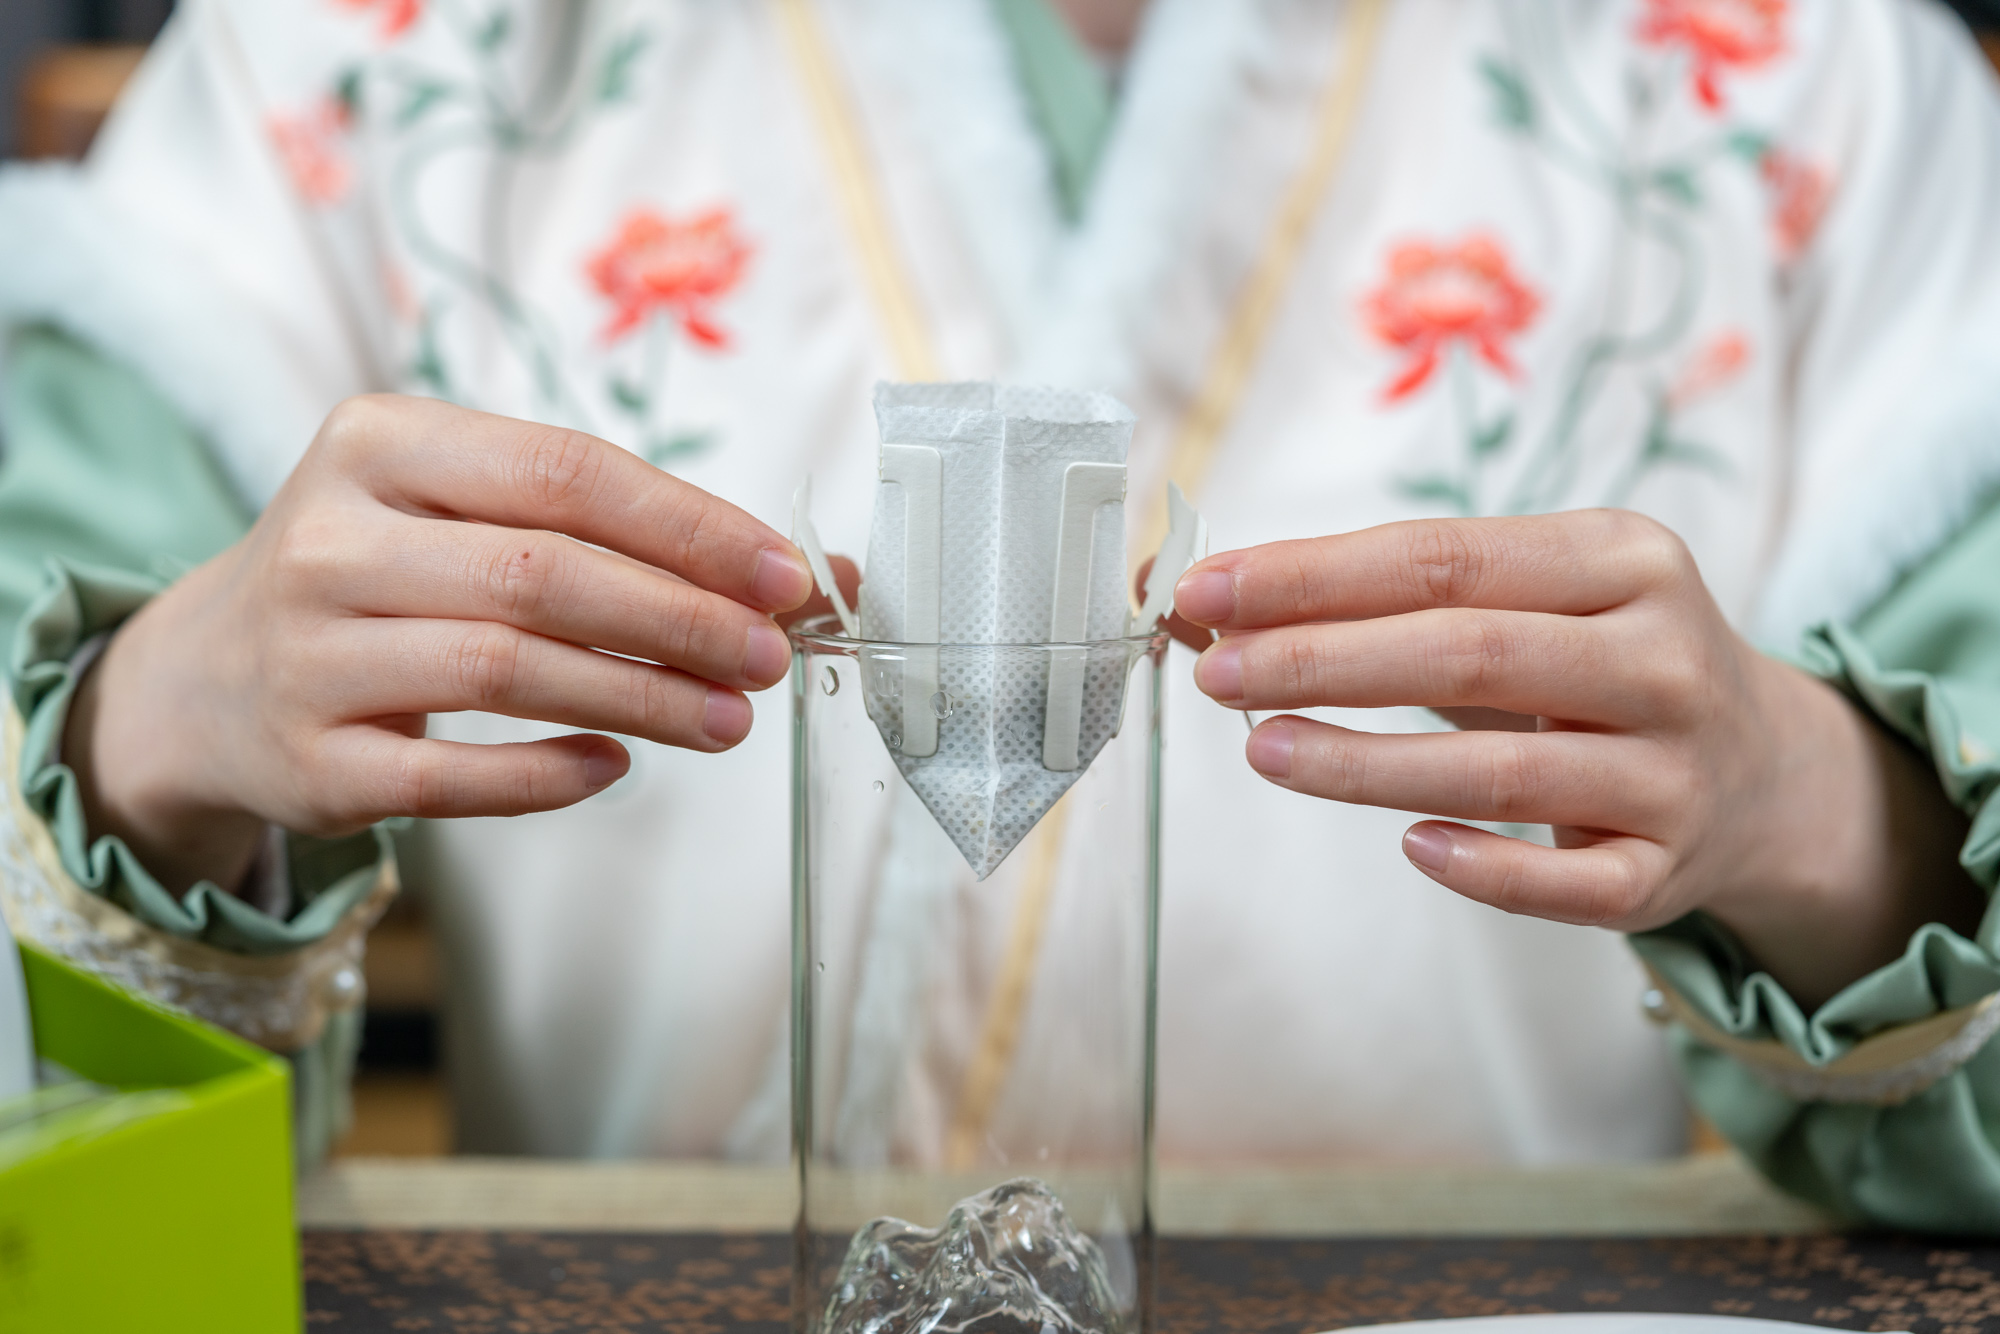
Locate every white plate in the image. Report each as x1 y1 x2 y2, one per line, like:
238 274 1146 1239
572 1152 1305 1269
1315 1317 1900 1334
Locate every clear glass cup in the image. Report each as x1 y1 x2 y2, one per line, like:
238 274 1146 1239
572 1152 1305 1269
789 617 1168 1334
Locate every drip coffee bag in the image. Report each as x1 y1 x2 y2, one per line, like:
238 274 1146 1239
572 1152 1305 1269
856 383 1135 878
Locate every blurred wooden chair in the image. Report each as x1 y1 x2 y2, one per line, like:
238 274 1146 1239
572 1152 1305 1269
16 44 145 160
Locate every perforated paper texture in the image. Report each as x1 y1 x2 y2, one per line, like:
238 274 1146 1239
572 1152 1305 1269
859 383 1136 878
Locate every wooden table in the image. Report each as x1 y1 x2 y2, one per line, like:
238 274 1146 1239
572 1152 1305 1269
300 1152 1831 1237
294 1153 2000 1332
294 1153 2000 1333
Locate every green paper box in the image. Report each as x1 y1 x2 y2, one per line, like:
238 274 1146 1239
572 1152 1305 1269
0 943 299 1333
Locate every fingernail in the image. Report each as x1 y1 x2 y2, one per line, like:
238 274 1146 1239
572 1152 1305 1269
1403 824 1455 875
584 743 628 791
1175 570 1237 625
750 548 812 610
704 687 754 745
1245 721 1293 778
744 623 790 687
1195 640 1245 703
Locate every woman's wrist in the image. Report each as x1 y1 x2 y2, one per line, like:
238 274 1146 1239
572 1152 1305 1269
1699 660 1977 1009
61 589 265 899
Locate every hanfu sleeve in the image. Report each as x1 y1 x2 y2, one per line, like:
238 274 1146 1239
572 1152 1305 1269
1631 491 2000 1233
0 0 384 517
0 326 394 1166
1613 0 2000 1234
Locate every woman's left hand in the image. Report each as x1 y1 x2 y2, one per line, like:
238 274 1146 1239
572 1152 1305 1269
1174 509 1976 1006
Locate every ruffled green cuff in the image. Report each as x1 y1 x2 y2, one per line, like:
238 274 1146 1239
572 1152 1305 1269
8 556 389 954
1631 622 2000 1230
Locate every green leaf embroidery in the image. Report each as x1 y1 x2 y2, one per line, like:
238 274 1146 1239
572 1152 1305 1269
1650 166 1701 207
1626 403 1736 496
411 306 453 398
597 31 649 104
1646 437 1733 478
1396 475 1476 516
1726 129 1772 164
396 80 454 129
475 9 512 51
1472 413 1515 458
1479 57 1536 132
610 377 648 414
646 432 715 469
335 67 365 117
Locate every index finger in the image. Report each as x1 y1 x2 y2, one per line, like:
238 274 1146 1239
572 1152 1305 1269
327 395 812 613
1173 510 1690 631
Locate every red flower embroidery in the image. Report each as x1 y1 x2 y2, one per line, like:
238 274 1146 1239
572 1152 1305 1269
585 207 755 346
1362 234 1542 403
333 0 421 40
1668 330 1751 409
1759 148 1831 261
268 98 354 207
1636 0 1787 112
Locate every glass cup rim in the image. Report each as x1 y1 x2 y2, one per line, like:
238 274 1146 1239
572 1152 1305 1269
787 613 1171 653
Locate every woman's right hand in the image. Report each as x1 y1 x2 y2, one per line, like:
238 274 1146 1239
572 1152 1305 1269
63 394 814 895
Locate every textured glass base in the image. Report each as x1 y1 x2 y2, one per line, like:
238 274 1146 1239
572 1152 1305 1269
823 1178 1124 1334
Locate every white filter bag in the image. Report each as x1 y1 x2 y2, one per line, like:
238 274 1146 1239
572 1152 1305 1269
858 383 1136 879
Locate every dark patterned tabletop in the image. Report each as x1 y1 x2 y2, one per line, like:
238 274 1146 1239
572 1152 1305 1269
301 1231 2000 1334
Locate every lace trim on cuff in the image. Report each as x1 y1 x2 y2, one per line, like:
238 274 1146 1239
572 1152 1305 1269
1645 962 2000 1105
0 700 394 1052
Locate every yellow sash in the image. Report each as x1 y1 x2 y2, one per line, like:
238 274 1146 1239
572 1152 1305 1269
772 0 943 382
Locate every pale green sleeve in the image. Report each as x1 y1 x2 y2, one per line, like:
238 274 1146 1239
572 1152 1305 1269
1 326 391 1164
0 327 254 643
1632 494 2000 1233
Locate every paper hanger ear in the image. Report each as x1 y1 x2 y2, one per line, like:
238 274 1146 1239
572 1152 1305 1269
1043 461 1127 772
880 443 943 758
1131 481 1208 636
792 478 859 638
1110 484 1208 745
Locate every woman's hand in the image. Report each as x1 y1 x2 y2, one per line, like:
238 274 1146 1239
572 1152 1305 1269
65 395 814 896
1175 510 1976 1006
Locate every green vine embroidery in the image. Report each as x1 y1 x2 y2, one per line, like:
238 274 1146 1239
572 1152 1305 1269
1377 6 1816 517
335 1 654 436
605 309 719 471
